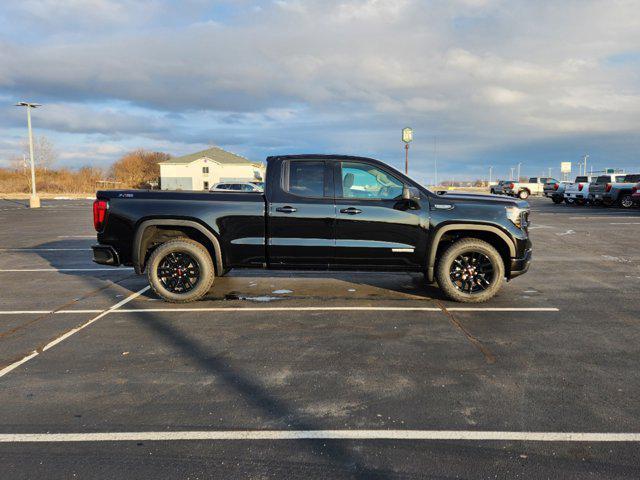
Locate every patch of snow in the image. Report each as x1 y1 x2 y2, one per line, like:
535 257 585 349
272 289 292 294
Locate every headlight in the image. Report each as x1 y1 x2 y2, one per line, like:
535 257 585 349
506 206 525 228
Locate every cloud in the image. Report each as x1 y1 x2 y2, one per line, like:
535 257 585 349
0 0 639 177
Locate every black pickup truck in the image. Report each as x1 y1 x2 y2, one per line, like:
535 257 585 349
92 155 531 303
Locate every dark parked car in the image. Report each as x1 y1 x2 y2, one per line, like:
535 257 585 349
631 183 640 206
543 180 569 204
490 180 507 195
92 155 531 303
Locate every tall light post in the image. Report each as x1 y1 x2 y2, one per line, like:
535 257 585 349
402 127 413 175
510 167 515 180
583 154 589 177
489 166 493 185
517 162 522 182
15 102 42 208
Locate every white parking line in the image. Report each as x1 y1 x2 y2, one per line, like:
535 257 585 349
0 429 636 443
569 216 640 220
114 307 559 313
0 307 560 315
0 286 150 379
0 310 103 315
609 222 640 225
0 248 92 252
0 268 134 272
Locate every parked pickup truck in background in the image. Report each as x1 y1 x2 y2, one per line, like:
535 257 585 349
564 176 595 205
587 174 626 205
504 177 554 199
590 174 640 208
543 180 570 204
92 154 532 303
490 180 507 195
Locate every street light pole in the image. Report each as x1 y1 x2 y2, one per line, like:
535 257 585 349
489 166 493 185
517 162 522 182
583 154 589 178
402 127 413 175
16 102 42 208
404 143 409 175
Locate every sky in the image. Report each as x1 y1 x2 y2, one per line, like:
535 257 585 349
1 0 639 184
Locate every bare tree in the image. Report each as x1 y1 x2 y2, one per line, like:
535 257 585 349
22 135 57 171
111 149 170 188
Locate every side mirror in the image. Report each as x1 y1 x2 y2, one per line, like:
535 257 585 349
403 185 420 200
400 185 421 210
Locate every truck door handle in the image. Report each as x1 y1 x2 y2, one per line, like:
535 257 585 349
340 207 362 215
276 206 297 213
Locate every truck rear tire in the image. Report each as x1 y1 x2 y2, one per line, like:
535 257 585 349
436 238 505 303
147 238 215 303
552 196 563 204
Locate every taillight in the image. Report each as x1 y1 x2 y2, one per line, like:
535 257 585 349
633 186 638 194
578 183 584 191
93 199 108 232
605 183 612 192
553 183 559 191
509 183 515 189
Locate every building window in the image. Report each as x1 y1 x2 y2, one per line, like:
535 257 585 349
203 167 209 174
203 181 209 190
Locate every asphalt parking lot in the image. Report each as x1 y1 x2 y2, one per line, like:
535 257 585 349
1 196 639 479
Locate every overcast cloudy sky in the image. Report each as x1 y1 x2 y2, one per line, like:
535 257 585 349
1 0 639 183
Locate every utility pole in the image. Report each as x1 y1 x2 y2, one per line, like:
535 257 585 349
15 102 42 208
548 167 552 177
433 136 437 187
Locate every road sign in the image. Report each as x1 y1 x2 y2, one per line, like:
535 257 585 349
561 162 571 173
402 127 413 143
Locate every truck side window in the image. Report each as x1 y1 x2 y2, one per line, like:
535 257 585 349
284 161 326 197
339 162 403 199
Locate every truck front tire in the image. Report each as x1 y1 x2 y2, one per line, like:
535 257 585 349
518 190 529 200
147 238 215 303
436 238 505 303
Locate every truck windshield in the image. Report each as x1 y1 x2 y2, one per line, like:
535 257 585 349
575 176 588 182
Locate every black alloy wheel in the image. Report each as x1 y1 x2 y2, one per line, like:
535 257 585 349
449 251 495 294
157 251 200 293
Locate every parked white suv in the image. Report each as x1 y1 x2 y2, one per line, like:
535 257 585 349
210 182 264 192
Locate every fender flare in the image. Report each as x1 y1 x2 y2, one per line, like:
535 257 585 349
426 223 516 282
133 219 224 275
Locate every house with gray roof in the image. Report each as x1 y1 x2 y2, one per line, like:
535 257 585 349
159 147 265 191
